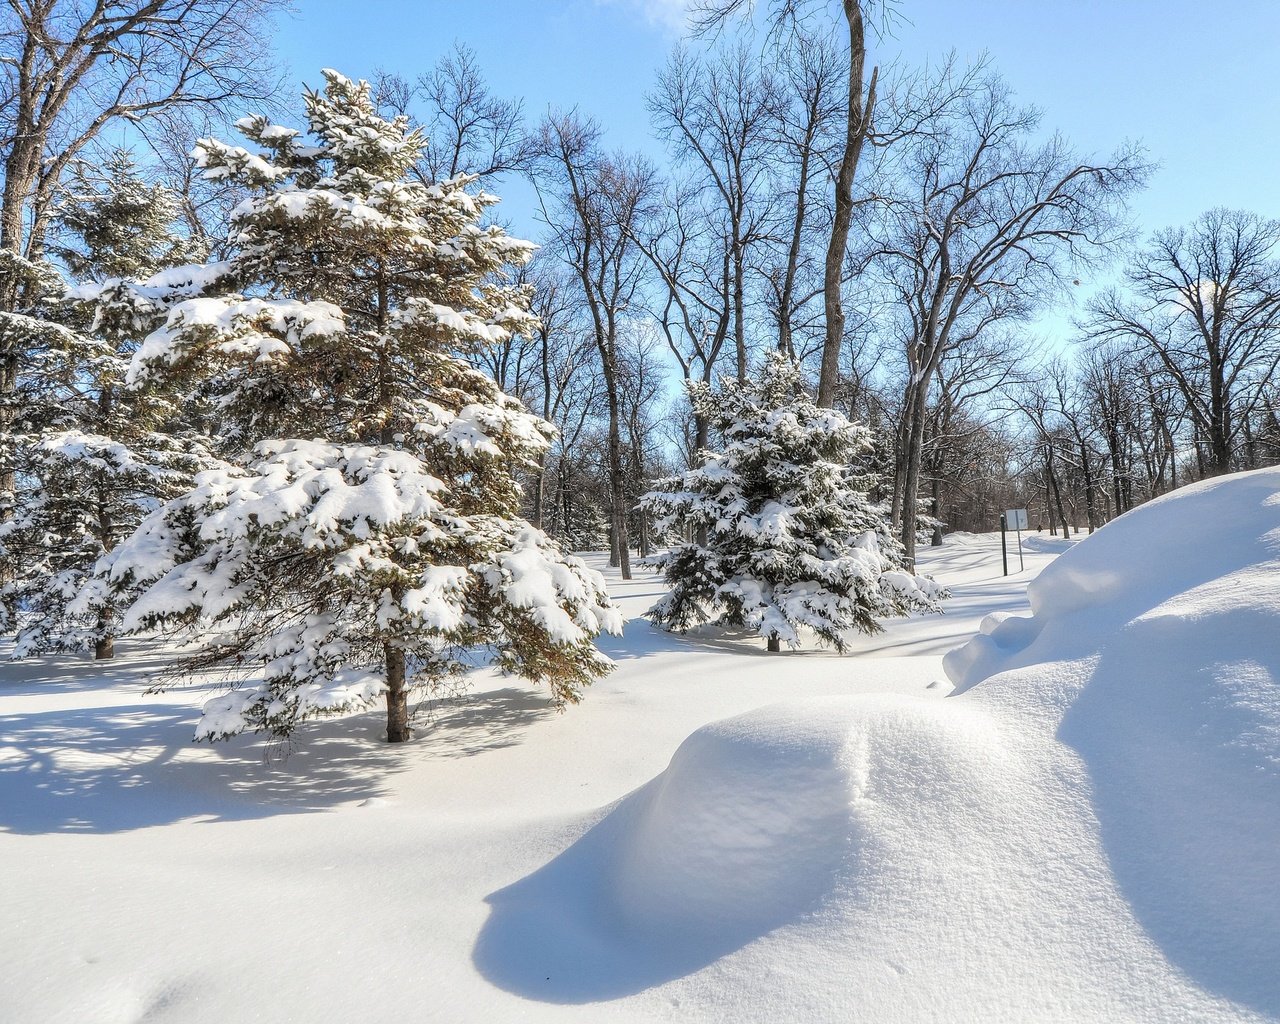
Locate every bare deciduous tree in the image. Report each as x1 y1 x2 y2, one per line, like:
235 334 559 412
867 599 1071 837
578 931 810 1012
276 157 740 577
535 111 656 579
631 175 731 457
373 42 534 188
649 42 779 381
1085 209 1280 476
865 64 1144 563
693 0 879 406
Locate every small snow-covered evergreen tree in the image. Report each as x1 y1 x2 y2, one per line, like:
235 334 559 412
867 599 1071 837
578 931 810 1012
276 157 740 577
3 154 209 658
643 353 944 652
101 71 620 743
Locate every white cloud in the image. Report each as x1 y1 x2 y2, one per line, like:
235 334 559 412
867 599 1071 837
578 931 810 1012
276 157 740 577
597 0 694 34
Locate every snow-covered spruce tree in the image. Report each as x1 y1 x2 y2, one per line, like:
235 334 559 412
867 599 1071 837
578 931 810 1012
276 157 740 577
101 71 621 743
642 353 945 652
0 248 69 631
2 154 212 659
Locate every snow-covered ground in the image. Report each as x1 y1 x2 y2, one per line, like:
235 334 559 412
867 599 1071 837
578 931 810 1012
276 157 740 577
1 485 1276 1024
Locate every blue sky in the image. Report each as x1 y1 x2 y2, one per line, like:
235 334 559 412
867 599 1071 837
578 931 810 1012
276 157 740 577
267 0 1280 338
271 0 1279 225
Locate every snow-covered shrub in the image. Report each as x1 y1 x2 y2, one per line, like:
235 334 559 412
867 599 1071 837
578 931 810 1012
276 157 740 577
100 71 620 742
642 353 944 651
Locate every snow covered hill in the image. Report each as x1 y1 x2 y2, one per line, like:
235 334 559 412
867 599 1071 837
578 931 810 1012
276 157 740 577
2 476 1278 1023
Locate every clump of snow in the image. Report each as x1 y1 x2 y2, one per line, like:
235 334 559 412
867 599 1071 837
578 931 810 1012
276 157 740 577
477 693 1027 1005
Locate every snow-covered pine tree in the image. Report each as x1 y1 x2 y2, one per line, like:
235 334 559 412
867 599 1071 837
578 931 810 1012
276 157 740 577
101 70 621 743
642 353 945 652
2 153 210 658
0 247 69 631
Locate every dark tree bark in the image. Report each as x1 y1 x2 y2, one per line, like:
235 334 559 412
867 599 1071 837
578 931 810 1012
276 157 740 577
384 644 410 743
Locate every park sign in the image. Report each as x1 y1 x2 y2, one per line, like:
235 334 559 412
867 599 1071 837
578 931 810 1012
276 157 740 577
1000 508 1028 575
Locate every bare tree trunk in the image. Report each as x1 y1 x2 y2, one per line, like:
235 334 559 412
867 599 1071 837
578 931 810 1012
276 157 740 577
1047 447 1069 535
816 1 876 409
889 395 914 531
931 475 943 546
733 245 748 382
1045 466 1057 537
767 635 781 653
532 451 548 531
0 142 37 535
605 380 632 579
1079 442 1099 532
900 388 928 567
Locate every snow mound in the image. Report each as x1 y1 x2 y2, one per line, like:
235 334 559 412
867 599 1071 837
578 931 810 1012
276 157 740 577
478 471 1280 1019
476 694 1031 1005
608 696 1000 943
946 466 1280 1015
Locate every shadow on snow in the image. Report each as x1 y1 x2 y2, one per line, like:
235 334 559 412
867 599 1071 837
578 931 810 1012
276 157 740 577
0 685 556 835
472 778 841 1004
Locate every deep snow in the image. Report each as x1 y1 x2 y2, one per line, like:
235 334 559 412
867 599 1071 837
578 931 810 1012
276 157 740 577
2 483 1277 1023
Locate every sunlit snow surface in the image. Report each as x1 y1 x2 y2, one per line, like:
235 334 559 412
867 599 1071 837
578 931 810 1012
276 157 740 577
3 473 1279 1022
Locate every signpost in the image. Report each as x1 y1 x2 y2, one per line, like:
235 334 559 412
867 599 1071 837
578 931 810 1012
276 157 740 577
1001 508 1028 575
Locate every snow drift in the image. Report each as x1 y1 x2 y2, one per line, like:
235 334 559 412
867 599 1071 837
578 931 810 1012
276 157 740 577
475 693 1020 1005
479 468 1280 1021
947 466 1280 1014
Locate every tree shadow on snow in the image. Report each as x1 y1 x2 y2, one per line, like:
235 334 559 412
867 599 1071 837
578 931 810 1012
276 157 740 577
0 686 555 836
417 687 557 758
0 641 186 696
0 701 406 834
591 617 695 661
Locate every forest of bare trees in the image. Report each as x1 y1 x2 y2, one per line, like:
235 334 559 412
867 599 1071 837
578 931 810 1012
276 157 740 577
5 0 1280 621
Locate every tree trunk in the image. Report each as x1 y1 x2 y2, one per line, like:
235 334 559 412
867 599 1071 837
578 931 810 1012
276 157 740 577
605 383 632 579
767 635 780 653
816 1 876 409
532 451 547 530
889 381 917 531
95 635 114 660
777 113 817 359
1047 447 1070 536
899 382 928 567
930 475 943 546
384 644 411 743
733 243 747 382
0 151 36 535
1079 441 1098 533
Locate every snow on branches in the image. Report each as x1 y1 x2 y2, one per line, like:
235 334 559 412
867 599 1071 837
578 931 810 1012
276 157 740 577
3 153 214 658
96 70 620 742
643 353 945 651
106 440 619 740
